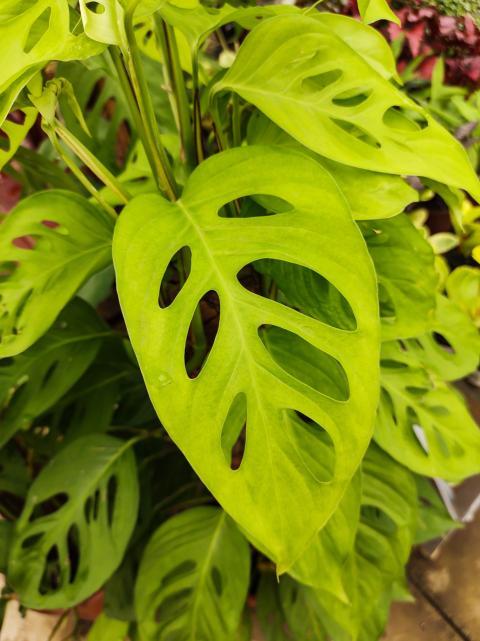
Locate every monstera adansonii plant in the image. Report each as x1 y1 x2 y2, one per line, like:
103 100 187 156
0 0 479 639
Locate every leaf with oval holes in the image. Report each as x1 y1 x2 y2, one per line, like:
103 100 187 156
213 14 480 201
404 295 480 381
0 190 114 357
134 506 250 641
0 0 104 125
292 444 417 641
247 113 417 222
8 433 139 609
0 298 108 449
376 341 480 481
114 146 379 569
360 214 437 341
0 106 37 171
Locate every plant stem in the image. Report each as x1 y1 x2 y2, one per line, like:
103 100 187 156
54 122 131 205
50 133 117 219
192 58 205 163
155 16 195 171
232 93 241 147
123 5 178 200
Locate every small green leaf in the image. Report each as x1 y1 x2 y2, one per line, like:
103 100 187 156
79 0 127 48
360 214 437 340
0 299 107 449
214 14 480 200
114 146 380 570
446 266 480 326
0 190 114 357
405 295 480 380
135 507 250 641
8 434 139 609
377 341 480 481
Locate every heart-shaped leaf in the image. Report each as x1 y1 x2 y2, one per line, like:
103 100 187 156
114 146 379 569
134 506 250 641
213 14 480 200
360 214 437 340
0 0 104 124
357 0 399 24
8 433 139 609
0 190 114 357
0 298 108 449
377 341 480 481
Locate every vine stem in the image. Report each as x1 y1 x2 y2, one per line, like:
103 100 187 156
54 121 131 206
123 4 178 200
49 131 117 219
155 16 195 171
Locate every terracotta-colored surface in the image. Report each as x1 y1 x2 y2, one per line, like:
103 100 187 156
383 583 462 641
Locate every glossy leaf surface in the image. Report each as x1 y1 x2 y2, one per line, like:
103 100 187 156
0 190 114 357
135 506 250 641
114 146 379 569
9 434 139 609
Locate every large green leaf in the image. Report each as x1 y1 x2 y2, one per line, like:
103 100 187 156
0 0 104 125
213 14 480 200
0 190 114 357
134 506 250 641
405 295 480 380
247 112 417 222
377 341 480 481
0 299 108 449
8 434 139 609
360 214 437 340
114 146 379 569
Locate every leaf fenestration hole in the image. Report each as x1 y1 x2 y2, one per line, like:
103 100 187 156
301 69 342 93
39 544 62 595
158 246 192 309
161 561 196 588
383 106 428 132
331 118 381 148
218 195 294 218
289 411 336 483
211 566 223 596
154 588 193 624
66 523 80 584
260 327 350 402
41 360 59 388
21 532 45 549
24 7 52 54
106 475 117 527
185 290 220 379
86 1 106 14
241 259 357 331
221 393 247 471
432 332 455 353
332 87 372 107
29 493 69 522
